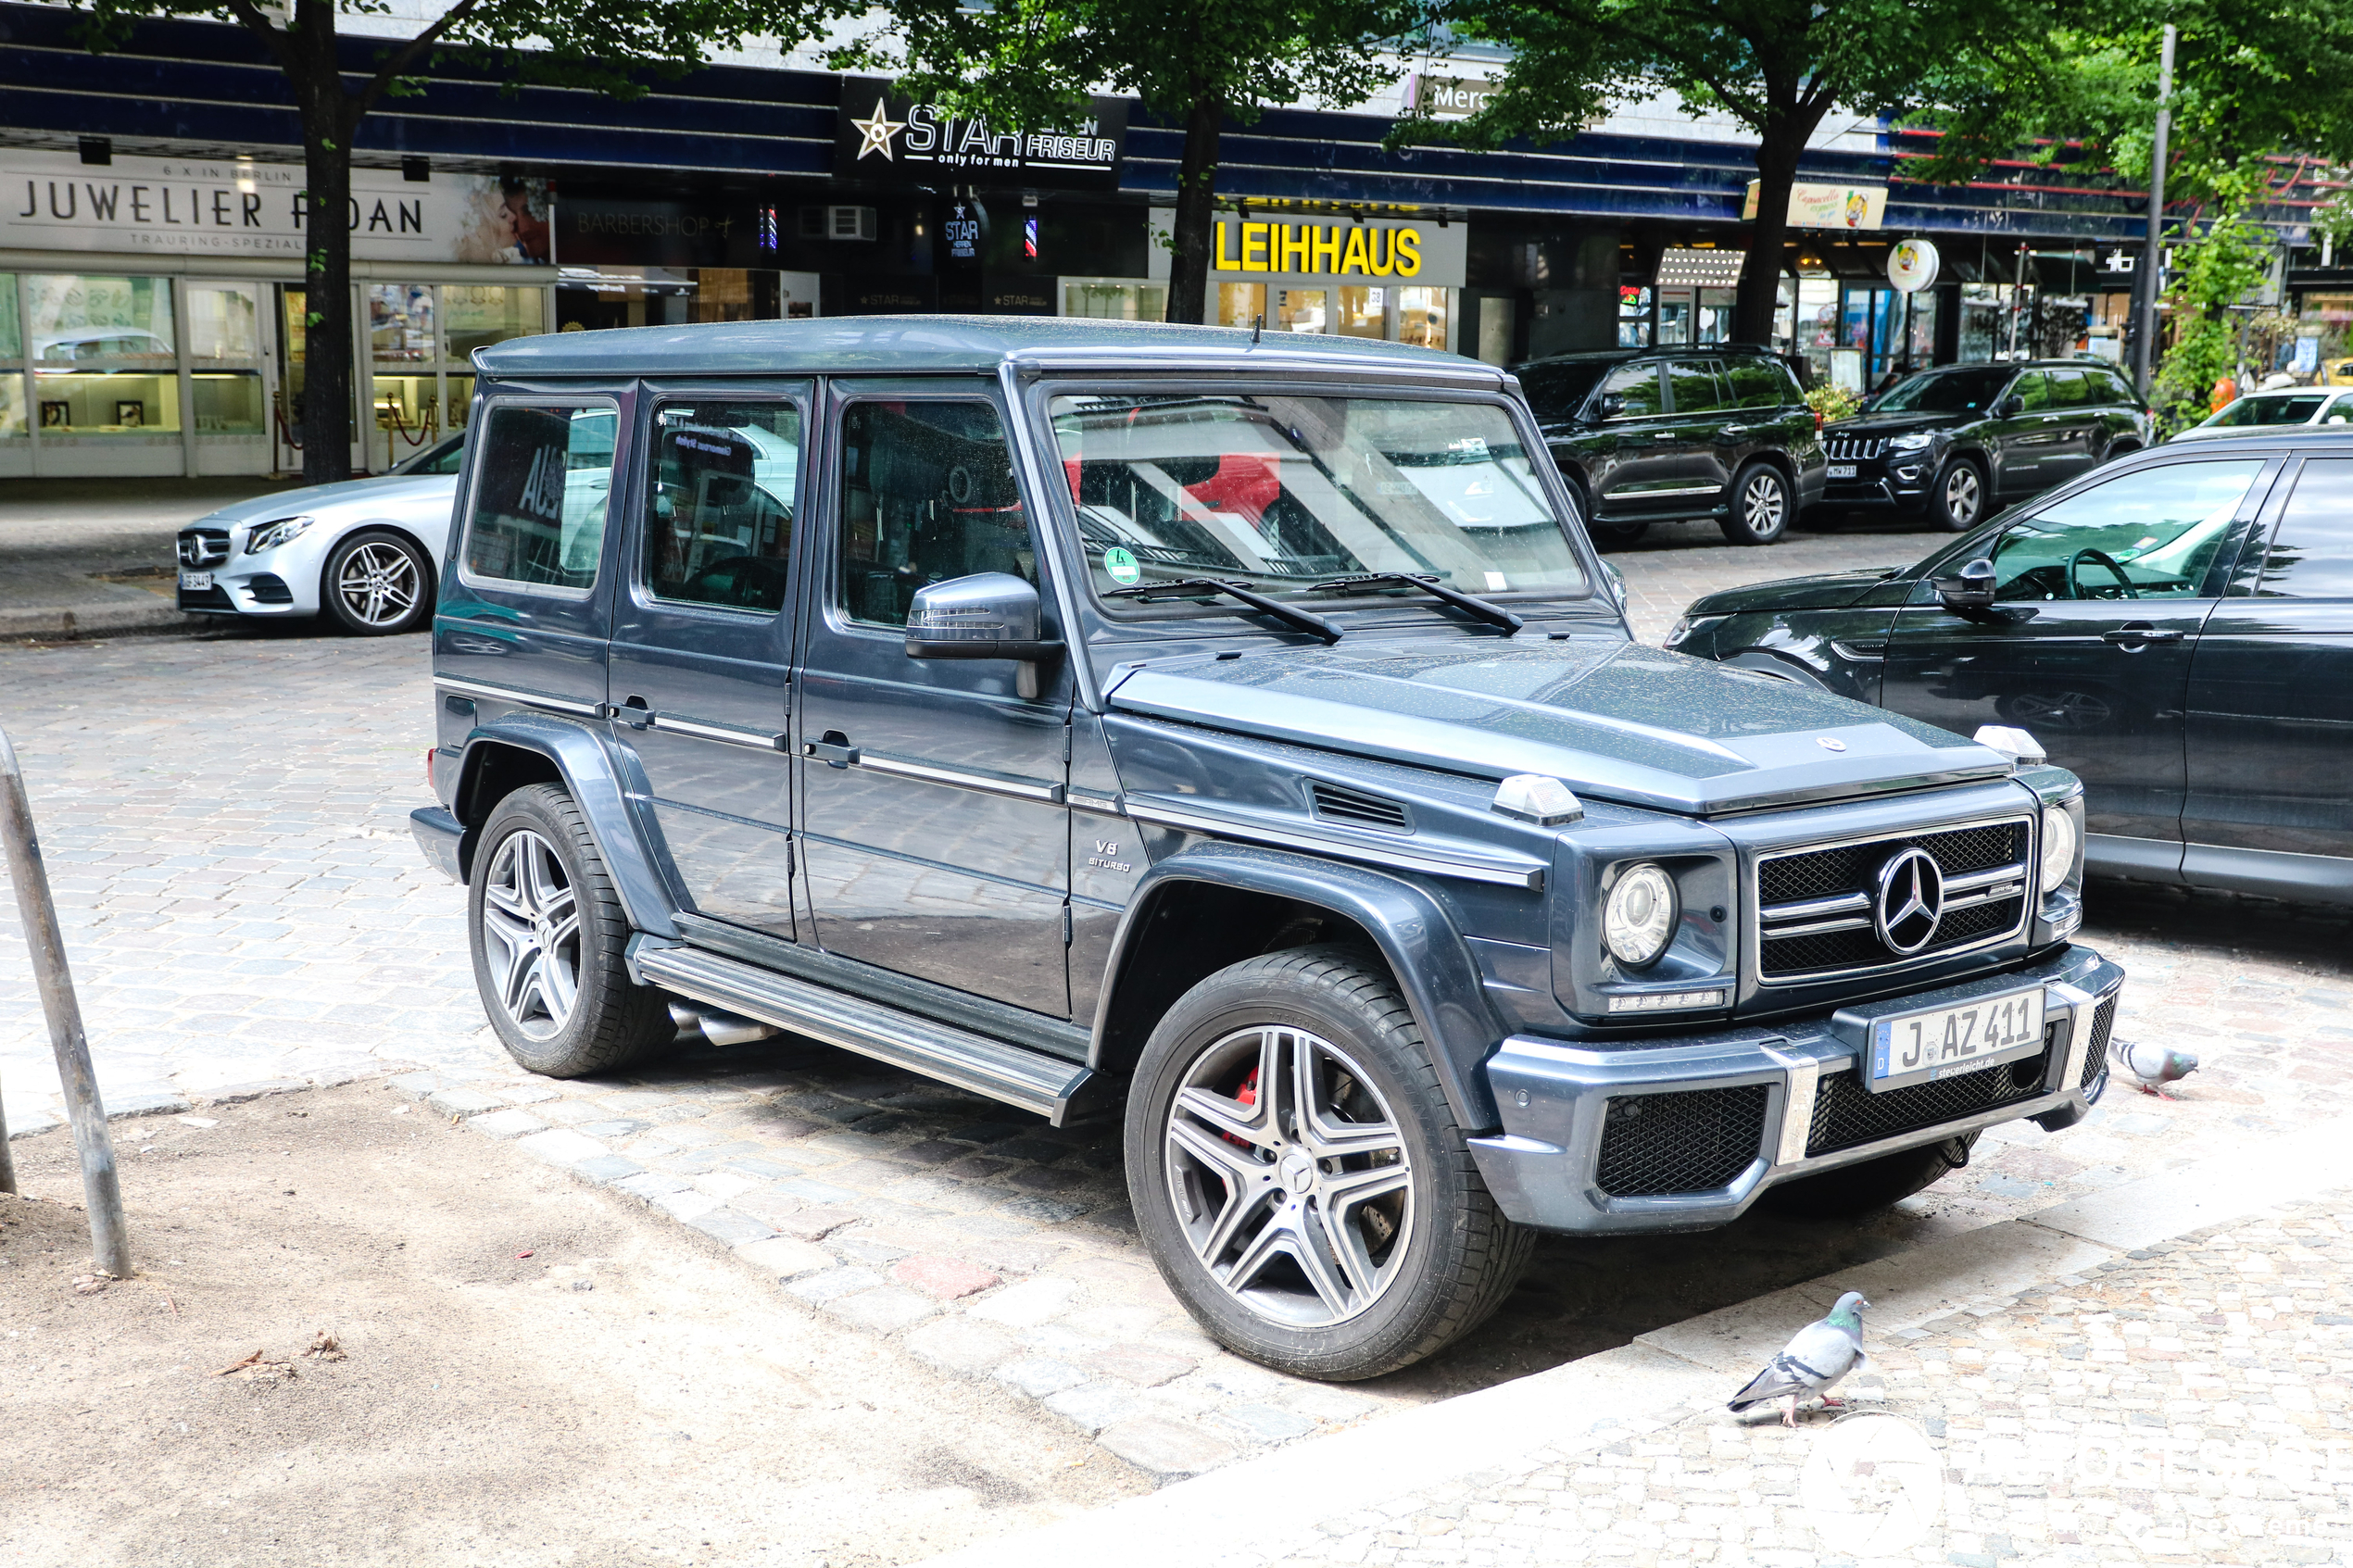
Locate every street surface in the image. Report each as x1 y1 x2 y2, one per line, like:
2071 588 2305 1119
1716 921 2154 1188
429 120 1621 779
0 499 2347 1482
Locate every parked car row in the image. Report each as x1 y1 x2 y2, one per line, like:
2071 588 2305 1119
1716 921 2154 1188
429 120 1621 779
1516 349 2159 548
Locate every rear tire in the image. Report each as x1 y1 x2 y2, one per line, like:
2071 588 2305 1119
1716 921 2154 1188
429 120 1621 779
1759 1134 1979 1219
1126 945 1533 1381
468 784 672 1078
1718 463 1792 546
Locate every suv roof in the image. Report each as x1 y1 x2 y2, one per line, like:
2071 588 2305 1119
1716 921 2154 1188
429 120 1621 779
472 315 1484 381
1516 345 1783 369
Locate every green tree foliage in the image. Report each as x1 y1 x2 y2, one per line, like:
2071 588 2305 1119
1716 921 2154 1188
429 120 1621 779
1426 0 2045 345
2149 172 2274 433
853 0 1424 325
70 0 858 483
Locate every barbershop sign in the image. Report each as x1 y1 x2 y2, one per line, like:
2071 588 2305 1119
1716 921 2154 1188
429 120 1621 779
834 78 1126 191
2 148 551 264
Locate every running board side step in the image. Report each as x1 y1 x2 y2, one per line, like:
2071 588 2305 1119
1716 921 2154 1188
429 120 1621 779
631 940 1105 1126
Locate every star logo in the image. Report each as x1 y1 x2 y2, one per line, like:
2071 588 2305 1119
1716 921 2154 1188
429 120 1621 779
849 97 904 161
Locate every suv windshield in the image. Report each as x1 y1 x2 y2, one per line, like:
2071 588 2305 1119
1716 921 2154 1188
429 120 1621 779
1872 367 2016 415
1513 362 1615 423
1051 393 1587 604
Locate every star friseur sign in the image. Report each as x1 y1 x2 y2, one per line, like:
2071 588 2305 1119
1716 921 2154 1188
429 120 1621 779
834 79 1126 191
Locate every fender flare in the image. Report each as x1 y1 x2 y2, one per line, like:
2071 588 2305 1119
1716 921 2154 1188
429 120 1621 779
452 712 678 939
1091 840 1505 1131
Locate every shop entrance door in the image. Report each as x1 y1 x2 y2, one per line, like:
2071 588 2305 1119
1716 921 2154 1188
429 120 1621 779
274 285 364 473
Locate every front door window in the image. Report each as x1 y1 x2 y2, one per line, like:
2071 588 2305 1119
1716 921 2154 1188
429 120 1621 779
1983 460 2262 603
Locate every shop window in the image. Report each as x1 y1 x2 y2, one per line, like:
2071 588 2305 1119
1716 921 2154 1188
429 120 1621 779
1337 286 1385 340
1277 288 1327 333
370 284 436 364
1063 281 1166 320
646 402 800 613
837 400 1031 629
187 283 262 365
193 375 265 435
0 378 23 441
1217 282 1266 330
0 274 20 361
462 402 618 592
32 370 180 434
445 287 545 361
26 275 174 367
1398 286 1447 350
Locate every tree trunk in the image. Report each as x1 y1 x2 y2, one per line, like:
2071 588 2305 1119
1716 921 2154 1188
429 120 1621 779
1733 126 1806 349
291 7 355 483
1165 88 1225 326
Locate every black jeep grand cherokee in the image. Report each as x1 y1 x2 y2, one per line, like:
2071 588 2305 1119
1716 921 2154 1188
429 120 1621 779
1517 345 1825 548
1821 360 2156 532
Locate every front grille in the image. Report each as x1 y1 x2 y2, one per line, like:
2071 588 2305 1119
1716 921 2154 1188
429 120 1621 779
1756 819 2032 982
1824 436 1888 462
1595 1083 1769 1198
1805 1046 2054 1158
177 529 230 568
2081 994 2118 1088
1308 781 1413 834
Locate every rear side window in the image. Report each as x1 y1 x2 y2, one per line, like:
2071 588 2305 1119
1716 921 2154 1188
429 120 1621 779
1725 358 1793 408
2088 368 2139 407
1598 362 1664 419
2253 458 2353 598
838 400 1033 629
1667 360 1729 415
462 402 617 593
2045 369 2091 408
645 402 800 613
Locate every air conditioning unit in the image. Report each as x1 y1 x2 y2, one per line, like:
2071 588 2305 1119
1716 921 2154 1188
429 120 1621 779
799 206 877 242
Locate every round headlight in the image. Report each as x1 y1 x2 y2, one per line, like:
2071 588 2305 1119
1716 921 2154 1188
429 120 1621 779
2039 804 2079 893
1603 862 1679 967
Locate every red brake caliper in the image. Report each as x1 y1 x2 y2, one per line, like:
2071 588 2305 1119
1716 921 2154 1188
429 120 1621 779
1223 1067 1259 1148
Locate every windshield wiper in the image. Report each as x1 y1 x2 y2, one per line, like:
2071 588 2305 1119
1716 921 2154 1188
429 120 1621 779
1308 571 1525 633
1102 577 1343 644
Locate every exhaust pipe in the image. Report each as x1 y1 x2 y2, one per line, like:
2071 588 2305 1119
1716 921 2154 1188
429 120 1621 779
666 998 779 1047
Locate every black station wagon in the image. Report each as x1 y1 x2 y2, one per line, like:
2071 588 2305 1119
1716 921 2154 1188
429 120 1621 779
412 318 2121 1379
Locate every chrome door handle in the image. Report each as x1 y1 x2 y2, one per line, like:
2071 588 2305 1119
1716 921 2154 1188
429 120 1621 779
804 734 860 767
2101 626 2183 646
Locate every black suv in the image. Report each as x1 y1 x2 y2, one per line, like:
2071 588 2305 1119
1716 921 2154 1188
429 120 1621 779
1516 346 1825 547
412 319 2118 1382
1821 360 2156 532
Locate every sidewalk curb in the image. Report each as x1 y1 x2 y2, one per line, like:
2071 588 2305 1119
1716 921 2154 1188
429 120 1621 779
0 601 200 643
919 1110 2353 1568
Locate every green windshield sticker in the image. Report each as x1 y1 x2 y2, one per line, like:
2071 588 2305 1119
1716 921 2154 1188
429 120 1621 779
1103 546 1141 585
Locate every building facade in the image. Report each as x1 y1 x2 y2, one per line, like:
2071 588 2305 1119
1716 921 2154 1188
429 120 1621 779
0 2 2170 477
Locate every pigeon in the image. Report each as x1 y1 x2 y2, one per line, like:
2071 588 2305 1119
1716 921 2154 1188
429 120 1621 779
2109 1035 2197 1098
1729 1291 1871 1427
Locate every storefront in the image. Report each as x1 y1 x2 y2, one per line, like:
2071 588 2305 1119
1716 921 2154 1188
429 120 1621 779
1 148 554 477
1182 206 1469 352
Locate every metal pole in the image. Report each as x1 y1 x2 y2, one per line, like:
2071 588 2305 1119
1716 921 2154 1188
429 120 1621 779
0 727 130 1276
0 1055 16 1196
2133 23 2178 396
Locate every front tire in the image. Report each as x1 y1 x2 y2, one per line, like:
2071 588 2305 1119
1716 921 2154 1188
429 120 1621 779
321 527 434 635
1930 459 1988 533
1759 1134 1979 1219
1718 463 1792 546
1125 946 1532 1381
468 784 671 1078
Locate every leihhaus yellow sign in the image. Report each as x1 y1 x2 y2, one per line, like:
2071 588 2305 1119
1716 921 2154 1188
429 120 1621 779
1214 218 1425 278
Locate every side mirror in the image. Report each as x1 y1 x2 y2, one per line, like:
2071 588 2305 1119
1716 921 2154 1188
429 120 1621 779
1930 558 1997 613
1595 394 1627 420
1994 395 2023 418
904 571 1062 660
1599 559 1629 610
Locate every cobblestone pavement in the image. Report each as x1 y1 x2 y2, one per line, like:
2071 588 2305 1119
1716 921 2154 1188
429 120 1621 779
1255 1193 2353 1568
1 517 2346 1481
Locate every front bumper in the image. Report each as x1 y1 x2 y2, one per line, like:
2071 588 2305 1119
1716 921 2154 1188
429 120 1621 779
1468 943 2121 1234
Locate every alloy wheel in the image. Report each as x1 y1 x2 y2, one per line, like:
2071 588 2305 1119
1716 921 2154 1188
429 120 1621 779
335 540 421 627
1742 471 1787 536
1944 465 1982 525
478 829 581 1040
1163 1023 1416 1328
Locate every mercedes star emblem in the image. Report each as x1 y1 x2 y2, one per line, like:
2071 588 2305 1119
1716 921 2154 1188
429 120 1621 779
1874 847 1945 954
1817 736 1849 752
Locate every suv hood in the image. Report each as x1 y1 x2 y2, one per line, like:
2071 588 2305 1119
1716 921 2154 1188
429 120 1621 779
1686 567 1905 617
1826 410 1970 436
194 472 456 525
1105 639 2010 816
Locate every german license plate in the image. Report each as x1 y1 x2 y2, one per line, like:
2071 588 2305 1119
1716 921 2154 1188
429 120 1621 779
1867 986 2045 1093
1828 463 1857 479
179 571 212 590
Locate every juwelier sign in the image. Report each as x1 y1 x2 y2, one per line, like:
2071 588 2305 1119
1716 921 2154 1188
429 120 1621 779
2 148 553 264
834 79 1126 191
1166 209 1466 288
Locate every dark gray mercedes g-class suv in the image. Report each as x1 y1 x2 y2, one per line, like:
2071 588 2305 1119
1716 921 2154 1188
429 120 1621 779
411 318 2122 1381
